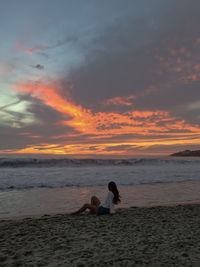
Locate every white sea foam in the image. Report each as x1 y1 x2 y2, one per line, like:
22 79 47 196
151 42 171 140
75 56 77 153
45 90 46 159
0 157 199 190
0 157 199 168
0 157 200 218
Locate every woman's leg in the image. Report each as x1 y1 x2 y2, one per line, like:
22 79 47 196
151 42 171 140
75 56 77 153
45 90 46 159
71 203 98 215
91 196 101 207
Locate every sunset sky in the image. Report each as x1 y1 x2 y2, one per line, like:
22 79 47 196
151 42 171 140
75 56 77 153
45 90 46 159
1 0 200 157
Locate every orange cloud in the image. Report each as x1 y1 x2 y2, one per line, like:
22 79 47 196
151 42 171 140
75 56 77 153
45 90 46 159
16 43 49 54
10 80 200 155
14 81 165 135
153 37 200 84
3 134 200 156
103 95 135 106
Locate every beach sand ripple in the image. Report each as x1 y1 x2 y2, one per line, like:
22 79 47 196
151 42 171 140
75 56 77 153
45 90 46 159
1 204 200 266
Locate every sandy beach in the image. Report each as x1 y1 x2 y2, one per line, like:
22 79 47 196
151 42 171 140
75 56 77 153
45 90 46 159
1 204 200 266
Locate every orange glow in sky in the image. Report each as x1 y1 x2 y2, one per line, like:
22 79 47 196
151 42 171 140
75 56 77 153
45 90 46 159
7 80 200 156
2 2 200 157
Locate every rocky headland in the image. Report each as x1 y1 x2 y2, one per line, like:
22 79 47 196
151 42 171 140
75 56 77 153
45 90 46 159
171 150 200 157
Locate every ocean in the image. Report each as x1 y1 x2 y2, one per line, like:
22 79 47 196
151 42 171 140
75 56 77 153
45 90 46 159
0 157 200 219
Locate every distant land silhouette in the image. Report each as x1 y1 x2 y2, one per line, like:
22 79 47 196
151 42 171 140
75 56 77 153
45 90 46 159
170 150 200 157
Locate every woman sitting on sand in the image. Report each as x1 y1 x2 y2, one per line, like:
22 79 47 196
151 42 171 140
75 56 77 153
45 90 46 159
71 181 120 215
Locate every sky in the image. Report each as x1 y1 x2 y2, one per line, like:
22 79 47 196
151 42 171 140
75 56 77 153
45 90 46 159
0 0 200 157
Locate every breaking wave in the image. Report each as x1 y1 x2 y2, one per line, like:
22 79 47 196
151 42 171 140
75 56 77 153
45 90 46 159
0 157 198 168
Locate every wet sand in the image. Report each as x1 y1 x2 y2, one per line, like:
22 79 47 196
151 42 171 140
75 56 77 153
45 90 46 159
1 204 200 266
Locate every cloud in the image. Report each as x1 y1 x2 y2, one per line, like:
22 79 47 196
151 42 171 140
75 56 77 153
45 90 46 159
0 95 76 151
103 95 135 107
104 145 136 152
54 35 79 47
7 78 200 155
31 64 44 70
0 100 22 111
16 43 49 54
38 52 49 58
16 35 79 55
62 0 200 128
2 0 200 156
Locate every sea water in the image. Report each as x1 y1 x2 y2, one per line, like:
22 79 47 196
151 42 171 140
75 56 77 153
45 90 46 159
0 157 200 218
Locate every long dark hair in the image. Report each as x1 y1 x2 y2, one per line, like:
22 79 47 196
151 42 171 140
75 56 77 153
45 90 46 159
108 181 120 204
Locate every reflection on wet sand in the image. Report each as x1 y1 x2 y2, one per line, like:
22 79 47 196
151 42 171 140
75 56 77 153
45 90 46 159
1 181 200 219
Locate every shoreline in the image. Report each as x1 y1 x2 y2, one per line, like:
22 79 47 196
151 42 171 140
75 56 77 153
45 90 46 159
1 204 200 266
1 180 200 220
1 198 200 221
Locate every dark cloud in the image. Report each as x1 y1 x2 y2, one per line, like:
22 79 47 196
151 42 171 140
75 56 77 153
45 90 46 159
0 95 77 150
22 35 79 56
38 52 49 58
54 35 79 47
0 126 31 150
105 145 136 152
63 0 200 127
35 144 64 151
23 96 76 136
89 146 98 151
31 64 44 70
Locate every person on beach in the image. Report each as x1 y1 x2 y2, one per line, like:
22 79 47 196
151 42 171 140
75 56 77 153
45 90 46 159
71 181 120 215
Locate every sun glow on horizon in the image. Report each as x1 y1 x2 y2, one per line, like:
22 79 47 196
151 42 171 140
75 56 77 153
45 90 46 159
0 80 199 156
